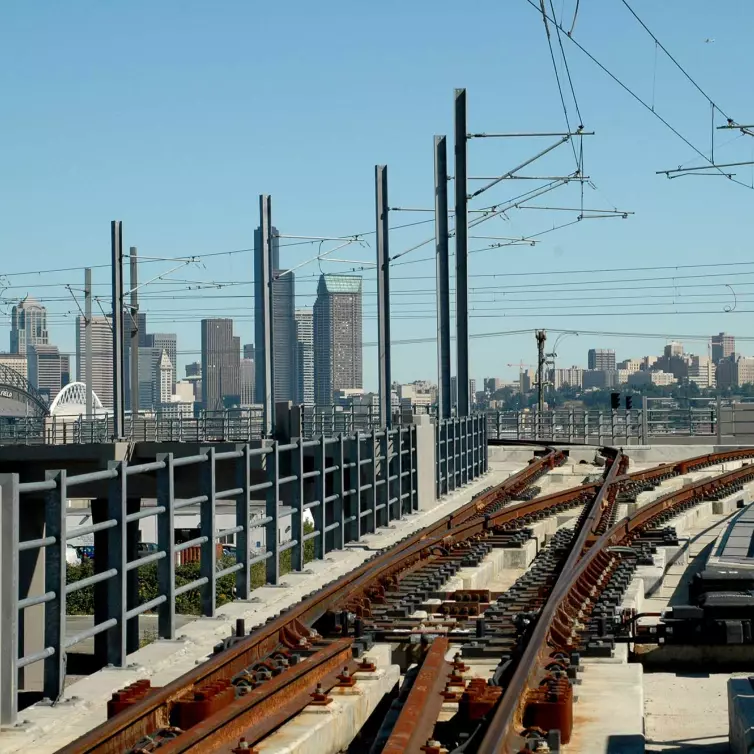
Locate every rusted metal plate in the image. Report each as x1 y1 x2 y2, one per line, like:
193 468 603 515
381 637 451 754
154 640 354 753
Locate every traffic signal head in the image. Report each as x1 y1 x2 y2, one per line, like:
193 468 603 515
625 395 633 410
610 392 620 410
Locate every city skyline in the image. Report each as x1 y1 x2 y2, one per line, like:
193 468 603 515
4 290 754 409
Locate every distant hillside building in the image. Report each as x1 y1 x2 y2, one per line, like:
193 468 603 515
587 349 615 371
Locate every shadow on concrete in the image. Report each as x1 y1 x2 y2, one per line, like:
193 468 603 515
644 734 727 753
606 734 645 753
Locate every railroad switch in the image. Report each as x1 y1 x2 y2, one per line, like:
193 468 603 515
107 680 156 719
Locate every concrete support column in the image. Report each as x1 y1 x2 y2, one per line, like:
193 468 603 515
413 414 436 508
18 499 45 692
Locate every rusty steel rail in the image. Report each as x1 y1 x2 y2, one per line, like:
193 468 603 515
381 637 452 754
479 460 754 753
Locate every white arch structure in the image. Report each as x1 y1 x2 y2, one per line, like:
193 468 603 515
49 382 106 417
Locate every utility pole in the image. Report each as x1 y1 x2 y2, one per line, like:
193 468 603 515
375 165 392 428
84 268 93 420
259 195 274 436
434 135 451 420
129 247 139 418
454 88 469 416
111 221 125 439
536 330 547 414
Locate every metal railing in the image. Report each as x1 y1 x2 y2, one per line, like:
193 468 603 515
0 406 422 445
0 426 418 724
436 415 488 497
485 408 646 444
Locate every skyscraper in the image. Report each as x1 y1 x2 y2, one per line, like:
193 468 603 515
11 295 48 354
254 225 296 404
138 346 160 409
146 333 177 393
711 332 735 363
587 349 616 371
201 319 240 411
60 355 70 387
243 343 255 361
313 275 362 405
76 315 114 409
27 344 62 404
240 358 255 405
295 309 314 406
158 350 174 404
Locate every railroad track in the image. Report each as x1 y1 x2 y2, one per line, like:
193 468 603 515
57 446 754 754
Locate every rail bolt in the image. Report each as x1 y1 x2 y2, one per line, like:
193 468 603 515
336 666 357 687
310 682 333 706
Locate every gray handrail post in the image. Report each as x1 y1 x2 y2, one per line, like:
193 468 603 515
641 396 649 444
235 444 252 598
156 453 176 639
200 447 216 616
265 441 280 585
0 474 20 726
44 469 66 702
716 395 723 444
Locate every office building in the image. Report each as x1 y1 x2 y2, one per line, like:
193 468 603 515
313 275 362 405
551 367 583 389
158 350 174 404
60 355 70 387
186 362 201 378
717 356 754 389
587 349 616 371
10 295 48 354
628 371 674 387
617 359 642 373
0 353 28 380
688 355 714 388
201 319 240 411
27 344 62 404
664 342 684 359
582 369 618 389
483 377 504 394
137 346 160 410
158 395 194 420
243 343 255 361
711 333 735 363
254 225 297 404
174 380 195 403
146 333 177 394
76 315 114 409
295 308 314 406
240 358 255 405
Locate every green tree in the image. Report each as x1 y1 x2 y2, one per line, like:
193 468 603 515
67 520 318 616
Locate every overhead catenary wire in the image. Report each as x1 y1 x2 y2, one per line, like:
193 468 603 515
524 0 754 190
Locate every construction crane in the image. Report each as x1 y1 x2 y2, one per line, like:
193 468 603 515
507 362 535 373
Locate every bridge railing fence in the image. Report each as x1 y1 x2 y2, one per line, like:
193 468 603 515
435 414 488 498
0 426 418 725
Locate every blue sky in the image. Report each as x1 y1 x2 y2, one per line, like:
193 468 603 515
2 1 753 388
